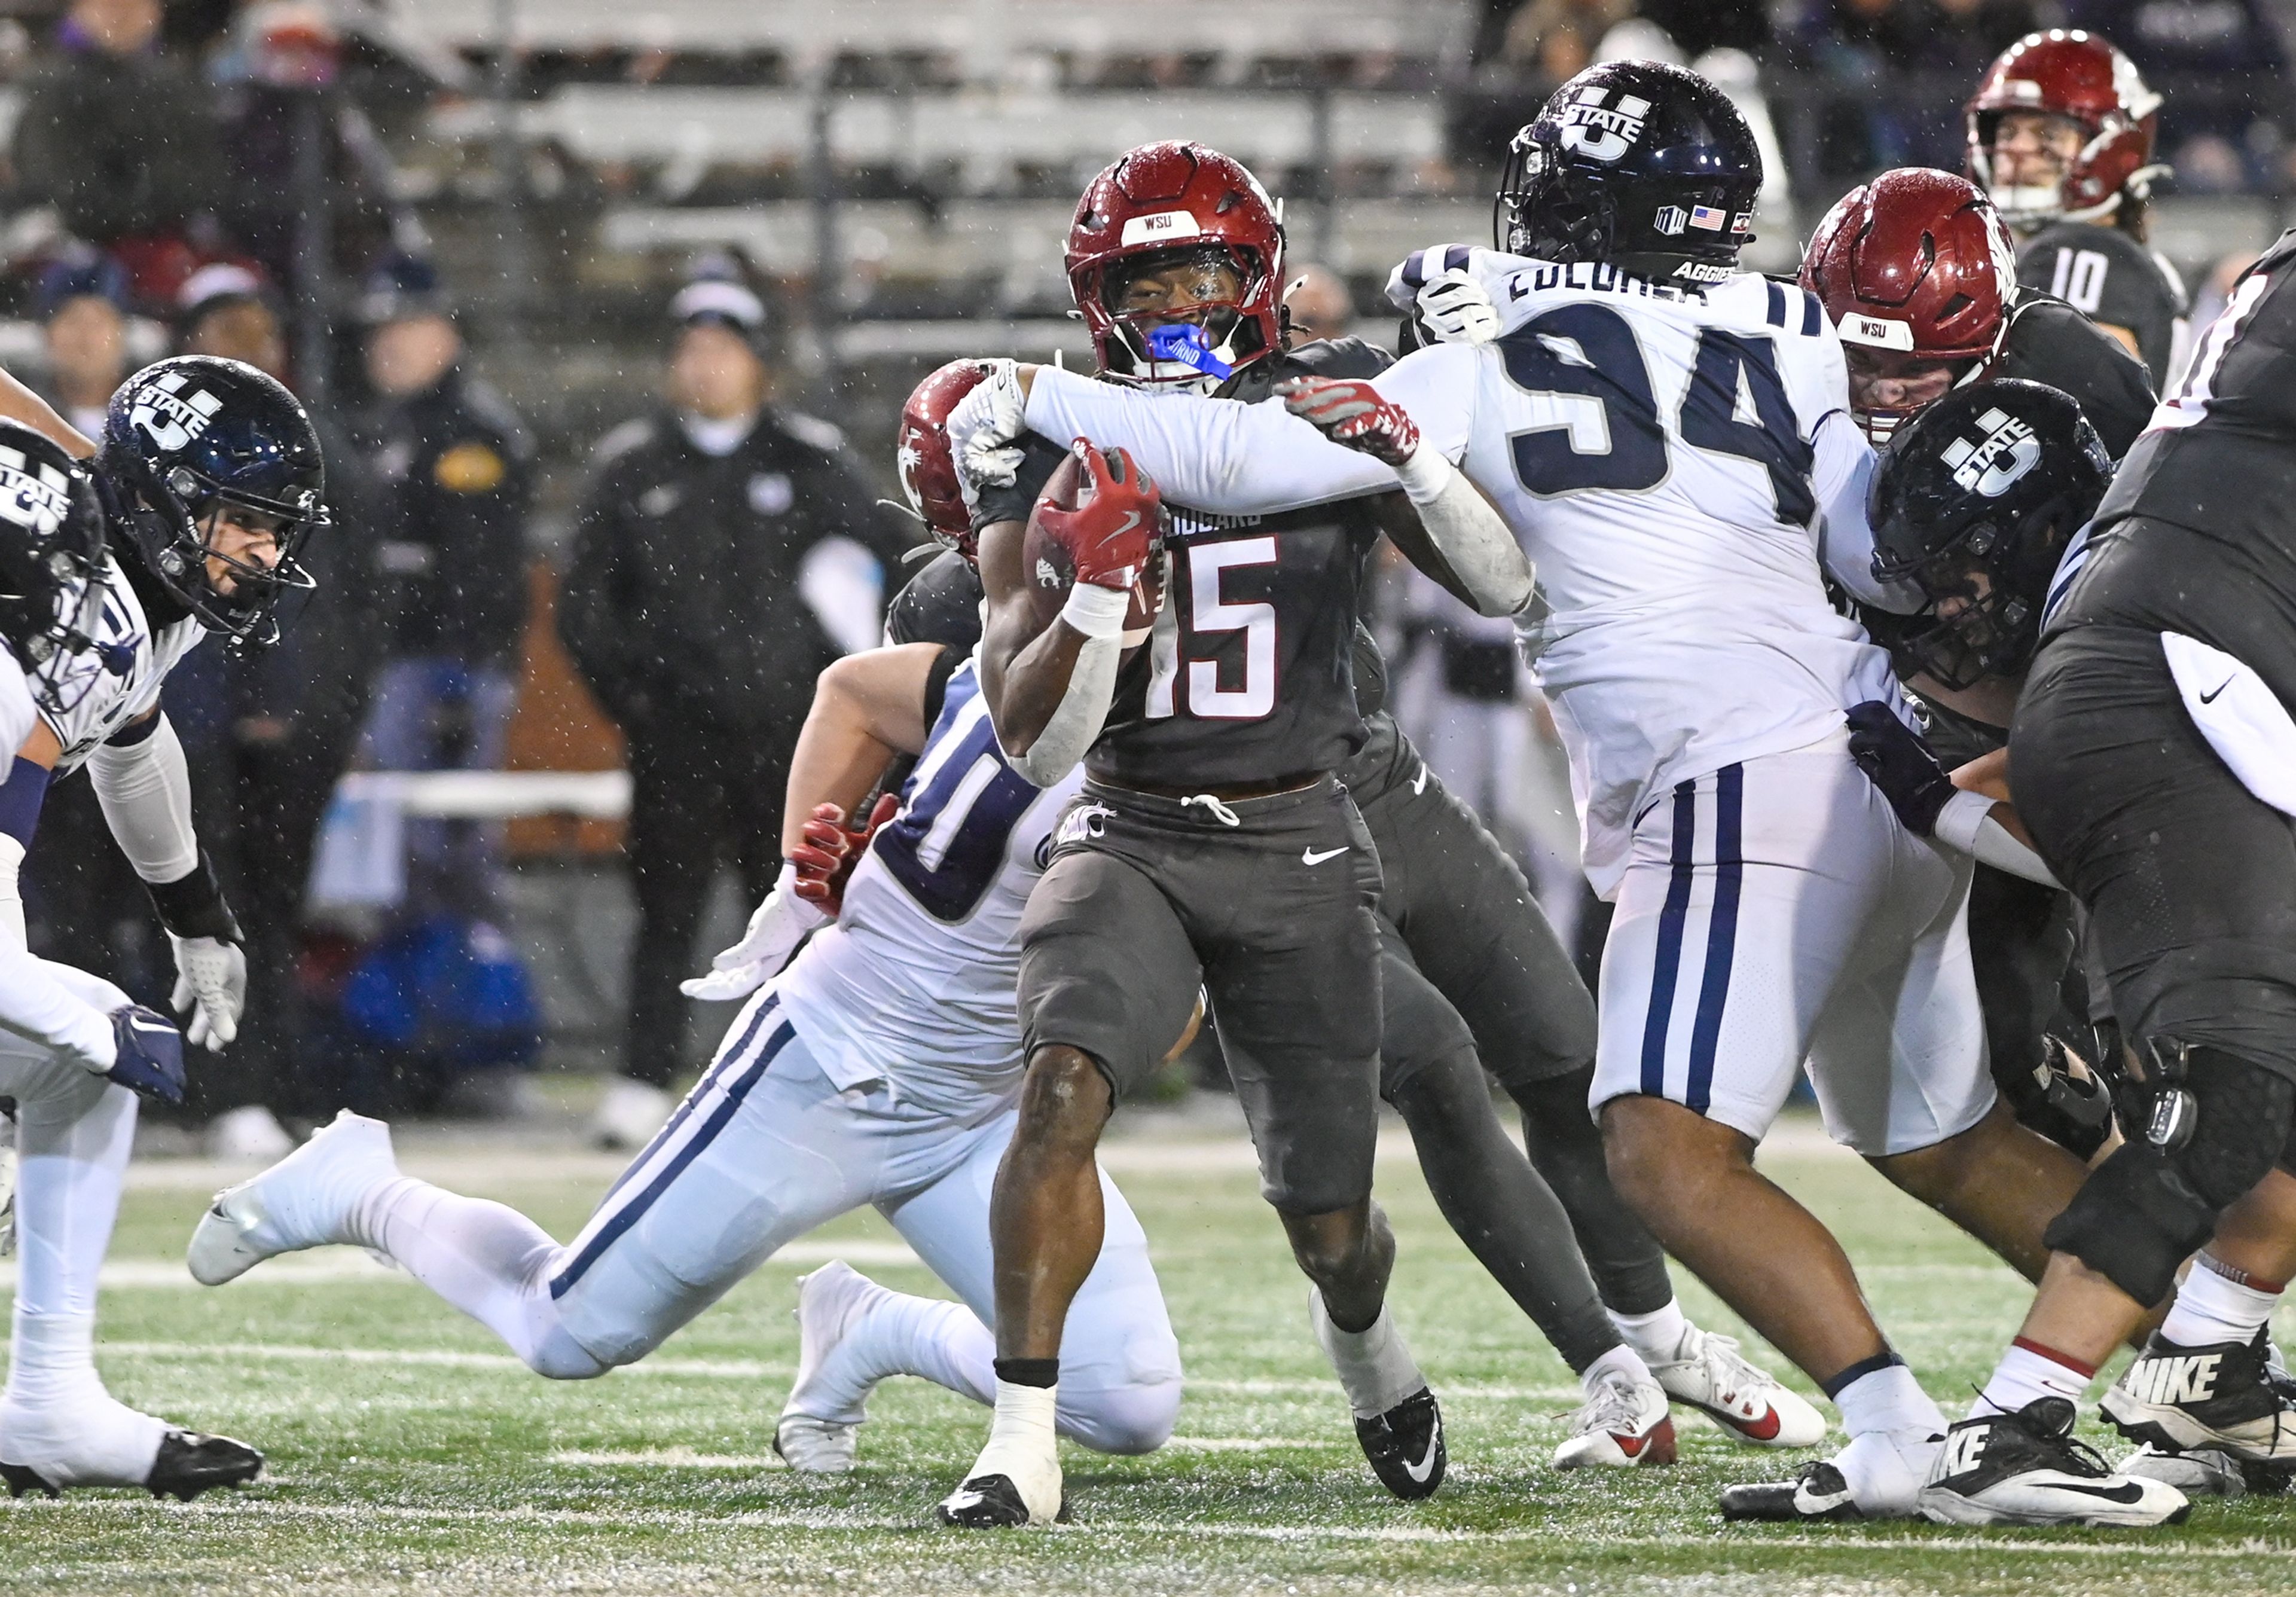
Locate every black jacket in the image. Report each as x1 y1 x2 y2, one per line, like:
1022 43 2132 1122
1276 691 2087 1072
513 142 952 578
358 366 533 670
558 407 912 734
12 42 224 246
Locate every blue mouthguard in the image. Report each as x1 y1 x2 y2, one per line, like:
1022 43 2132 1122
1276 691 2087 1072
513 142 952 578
1145 322 1234 380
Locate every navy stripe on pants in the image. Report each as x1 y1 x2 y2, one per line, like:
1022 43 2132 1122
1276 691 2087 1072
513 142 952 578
1684 764 1744 1114
1639 781 1699 1097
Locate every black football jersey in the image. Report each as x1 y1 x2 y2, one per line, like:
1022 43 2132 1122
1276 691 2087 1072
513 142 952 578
981 338 1397 792
2017 221 2188 390
884 548 984 651
2053 228 2296 710
1992 294 2157 460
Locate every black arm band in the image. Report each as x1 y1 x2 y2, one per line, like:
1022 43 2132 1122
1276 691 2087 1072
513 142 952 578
145 852 243 943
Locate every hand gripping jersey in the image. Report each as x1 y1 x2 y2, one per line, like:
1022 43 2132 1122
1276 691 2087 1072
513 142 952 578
772 657 1084 1112
981 340 1396 792
1032 249 1895 893
41 553 204 772
2052 229 2296 712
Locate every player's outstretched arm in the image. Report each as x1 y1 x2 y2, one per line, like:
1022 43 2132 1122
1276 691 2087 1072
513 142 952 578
0 367 93 459
87 712 247 1051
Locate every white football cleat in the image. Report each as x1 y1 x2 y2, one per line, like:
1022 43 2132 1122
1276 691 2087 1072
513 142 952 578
1648 1326 1826 1449
774 1262 893 1473
0 1388 261 1500
187 1110 399 1286
202 1104 295 1163
1720 1425 1938 1520
590 1077 674 1152
1553 1366 1677 1469
938 1447 1065 1528
1919 1397 2189 1527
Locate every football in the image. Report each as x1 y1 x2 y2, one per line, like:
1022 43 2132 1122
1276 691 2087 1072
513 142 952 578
1020 444 1165 650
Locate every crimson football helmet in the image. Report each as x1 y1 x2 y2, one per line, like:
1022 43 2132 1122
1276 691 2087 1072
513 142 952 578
1965 30 2166 231
896 359 993 561
1800 169 2018 442
1065 141 1285 393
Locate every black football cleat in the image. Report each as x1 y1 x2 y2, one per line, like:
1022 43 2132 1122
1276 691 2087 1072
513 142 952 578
2103 1330 2296 1466
1918 1397 2188 1526
935 1473 1068 1528
0 1429 261 1501
1354 1387 1445 1500
1720 1461 1867 1522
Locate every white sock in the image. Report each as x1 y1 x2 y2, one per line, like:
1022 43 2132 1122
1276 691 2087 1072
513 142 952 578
1833 1361 1946 1438
1311 1293 1426 1419
1579 1343 1653 1398
1610 1297 1692 1366
2162 1254 2282 1349
356 1176 593 1375
964 1376 1062 1516
1975 1340 2095 1418
804 1292 995 1424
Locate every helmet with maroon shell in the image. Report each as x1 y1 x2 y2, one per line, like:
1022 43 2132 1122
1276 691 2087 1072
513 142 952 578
1065 142 1285 393
1800 169 2019 442
896 359 992 561
1965 30 2166 232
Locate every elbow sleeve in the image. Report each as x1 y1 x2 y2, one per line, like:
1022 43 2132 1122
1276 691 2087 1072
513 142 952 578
1007 634 1120 788
87 714 199 885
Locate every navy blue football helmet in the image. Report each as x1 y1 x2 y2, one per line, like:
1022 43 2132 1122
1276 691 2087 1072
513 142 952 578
1497 60 1763 286
0 421 106 714
1867 379 2110 689
99 356 326 651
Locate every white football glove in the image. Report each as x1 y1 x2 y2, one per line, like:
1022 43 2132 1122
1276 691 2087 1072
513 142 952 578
1416 267 1501 346
943 358 1027 509
679 869 831 1003
168 933 246 1052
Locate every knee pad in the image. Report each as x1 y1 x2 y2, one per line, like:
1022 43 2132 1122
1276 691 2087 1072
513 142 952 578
2042 1045 2296 1305
1061 1376 1181 1456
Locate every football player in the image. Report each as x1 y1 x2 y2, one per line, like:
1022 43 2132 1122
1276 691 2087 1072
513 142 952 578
928 138 1563 1528
1967 29 2190 389
903 289 1819 1482
186 426 1185 1477
0 406 294 1501
1898 236 2296 1525
949 62 2105 1522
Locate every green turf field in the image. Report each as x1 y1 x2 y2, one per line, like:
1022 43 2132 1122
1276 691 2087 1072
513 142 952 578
7 1104 2295 1595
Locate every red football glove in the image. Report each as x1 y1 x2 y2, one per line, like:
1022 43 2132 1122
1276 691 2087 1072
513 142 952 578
1278 377 1422 466
1039 440 1161 590
789 792 900 915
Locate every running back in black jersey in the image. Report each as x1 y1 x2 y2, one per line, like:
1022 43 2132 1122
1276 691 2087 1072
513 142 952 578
2017 221 2188 389
975 337 1397 792
1993 294 2157 459
2052 228 2296 710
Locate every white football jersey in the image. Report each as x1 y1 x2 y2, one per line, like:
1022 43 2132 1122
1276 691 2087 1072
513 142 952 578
773 656 1083 1112
39 554 204 772
1024 248 1897 894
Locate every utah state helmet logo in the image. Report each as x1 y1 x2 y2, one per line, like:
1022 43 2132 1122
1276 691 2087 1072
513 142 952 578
127 370 224 454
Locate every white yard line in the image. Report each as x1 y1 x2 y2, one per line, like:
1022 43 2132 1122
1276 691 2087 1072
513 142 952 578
11 1496 2289 1560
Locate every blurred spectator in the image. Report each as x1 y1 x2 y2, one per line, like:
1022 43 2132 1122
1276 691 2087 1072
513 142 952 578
159 263 377 1153
11 0 226 307
35 252 130 439
1454 0 1632 167
1284 264 1355 343
210 2 404 303
558 273 912 1150
345 254 535 1115
2065 1 2292 182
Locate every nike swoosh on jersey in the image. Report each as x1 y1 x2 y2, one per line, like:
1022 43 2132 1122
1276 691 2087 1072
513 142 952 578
2200 676 2236 704
1403 1432 1442 1483
1410 762 1430 795
1302 845 1349 865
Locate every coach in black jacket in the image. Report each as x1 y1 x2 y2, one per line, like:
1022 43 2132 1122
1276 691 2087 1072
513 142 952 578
560 277 912 1145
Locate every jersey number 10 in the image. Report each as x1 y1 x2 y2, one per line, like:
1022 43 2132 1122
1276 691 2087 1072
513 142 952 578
1498 303 1816 526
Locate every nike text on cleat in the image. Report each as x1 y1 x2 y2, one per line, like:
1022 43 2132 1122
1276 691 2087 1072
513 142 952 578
1352 1387 1446 1499
1555 1370 1678 1470
1648 1327 1826 1450
1720 1461 1866 1521
1918 1396 2190 1527
2103 1330 2296 1465
187 1110 399 1286
0 1430 261 1500
1301 845 1349 865
936 1473 1069 1528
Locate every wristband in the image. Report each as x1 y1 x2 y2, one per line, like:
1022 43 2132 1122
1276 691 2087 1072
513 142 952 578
1060 581 1132 640
1394 444 1457 507
145 851 243 943
1931 788 1995 853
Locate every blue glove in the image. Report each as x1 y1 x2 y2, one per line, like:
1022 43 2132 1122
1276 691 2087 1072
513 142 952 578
1845 701 1956 837
108 1005 186 1105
